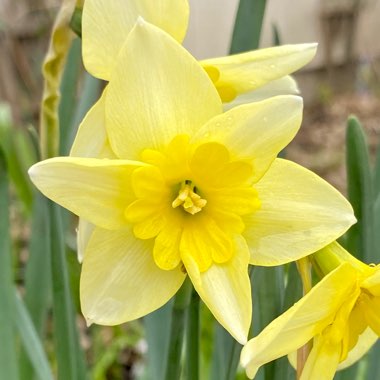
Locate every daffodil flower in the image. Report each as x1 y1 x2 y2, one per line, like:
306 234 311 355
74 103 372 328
82 0 316 103
29 21 354 343
241 241 379 379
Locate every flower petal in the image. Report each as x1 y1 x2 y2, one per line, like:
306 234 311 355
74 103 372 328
223 75 299 111
362 266 380 296
337 328 378 370
240 263 357 379
244 159 356 266
29 157 144 229
106 20 222 160
183 235 251 344
300 336 341 380
77 219 95 263
82 0 189 80
194 96 303 182
81 226 186 324
201 43 316 99
70 88 116 159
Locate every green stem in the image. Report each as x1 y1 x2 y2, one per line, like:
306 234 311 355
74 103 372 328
185 287 200 380
164 278 192 380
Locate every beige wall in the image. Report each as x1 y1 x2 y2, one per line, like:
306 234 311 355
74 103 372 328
184 0 380 69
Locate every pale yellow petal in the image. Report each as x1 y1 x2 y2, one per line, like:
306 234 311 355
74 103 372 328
288 327 377 371
82 0 189 80
180 214 233 271
70 88 116 159
81 226 186 324
240 263 357 379
153 224 182 270
77 219 95 263
300 336 341 380
244 159 356 266
183 235 251 344
337 328 378 370
223 76 299 111
29 157 144 229
106 20 222 160
194 96 303 182
201 43 317 97
362 267 380 296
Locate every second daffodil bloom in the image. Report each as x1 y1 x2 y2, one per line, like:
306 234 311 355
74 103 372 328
29 21 355 344
241 241 380 379
82 0 317 104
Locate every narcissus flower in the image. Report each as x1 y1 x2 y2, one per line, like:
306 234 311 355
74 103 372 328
29 21 354 343
82 0 317 103
241 241 379 379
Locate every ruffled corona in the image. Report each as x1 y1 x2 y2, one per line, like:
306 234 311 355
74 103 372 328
125 135 260 272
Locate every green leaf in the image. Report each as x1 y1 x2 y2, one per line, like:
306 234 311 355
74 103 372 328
252 266 285 380
210 322 242 380
373 135 380 199
20 194 52 380
345 115 374 262
365 341 380 379
70 73 102 144
49 202 87 380
59 38 82 156
142 300 173 380
24 195 51 332
185 288 200 380
273 263 301 380
272 23 281 46
0 103 35 212
374 194 380 261
14 291 54 380
0 149 18 379
229 0 267 54
164 279 192 380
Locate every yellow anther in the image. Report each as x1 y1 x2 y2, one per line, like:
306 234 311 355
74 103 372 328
172 181 207 215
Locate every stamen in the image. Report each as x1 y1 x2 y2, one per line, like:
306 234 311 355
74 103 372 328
172 181 207 215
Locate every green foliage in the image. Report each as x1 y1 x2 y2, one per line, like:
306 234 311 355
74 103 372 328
0 149 19 380
230 0 267 54
345 116 375 262
0 104 36 212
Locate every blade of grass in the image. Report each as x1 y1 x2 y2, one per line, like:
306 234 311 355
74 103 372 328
49 201 87 380
229 0 267 54
0 149 18 379
14 290 54 380
345 115 374 262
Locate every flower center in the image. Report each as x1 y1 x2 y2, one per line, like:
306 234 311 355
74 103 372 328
172 180 207 215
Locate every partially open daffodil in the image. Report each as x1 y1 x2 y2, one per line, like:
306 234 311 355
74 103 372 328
241 241 379 379
30 21 354 344
82 0 316 104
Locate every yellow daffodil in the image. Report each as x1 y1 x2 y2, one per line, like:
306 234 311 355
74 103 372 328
29 21 354 343
241 241 379 379
82 0 316 103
